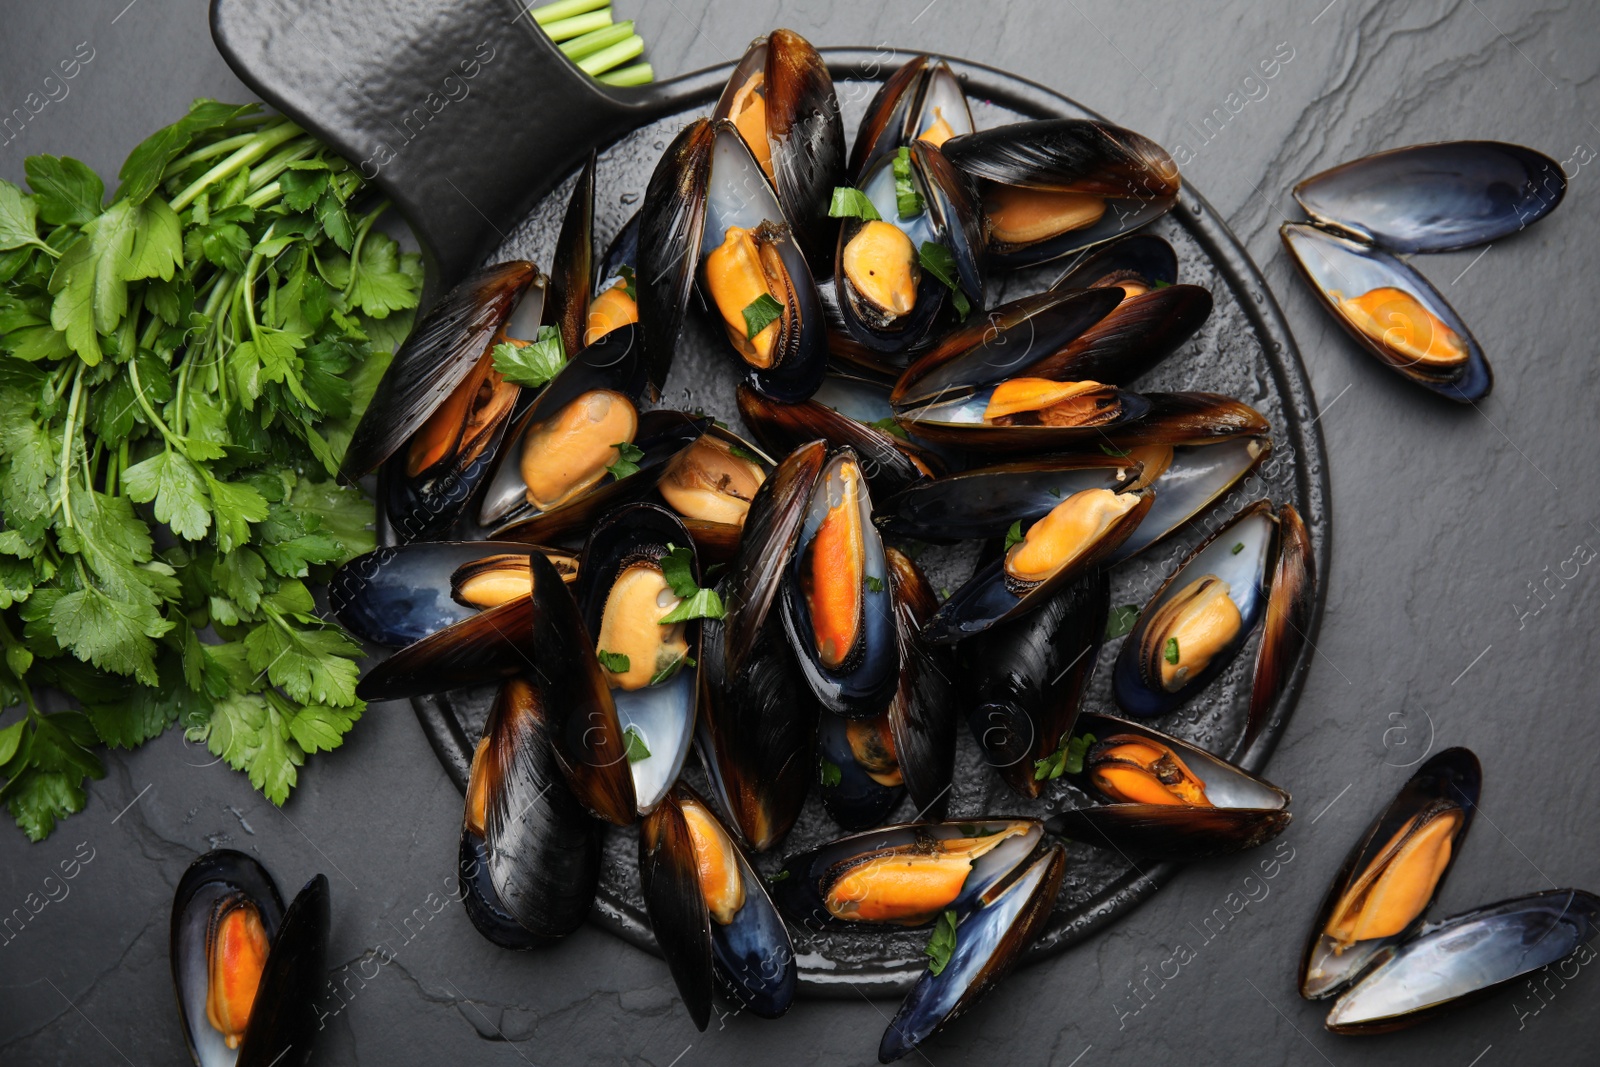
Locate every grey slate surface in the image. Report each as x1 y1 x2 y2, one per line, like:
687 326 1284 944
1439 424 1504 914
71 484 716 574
3 1 1598 1064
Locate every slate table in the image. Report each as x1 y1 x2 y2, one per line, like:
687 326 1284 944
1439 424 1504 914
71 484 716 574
3 2 1598 1064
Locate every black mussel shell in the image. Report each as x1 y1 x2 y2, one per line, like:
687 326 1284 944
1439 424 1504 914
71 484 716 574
913 141 986 310
850 55 974 182
1024 282 1212 385
340 261 536 481
546 150 596 357
1245 503 1314 750
356 591 536 702
234 874 328 1067
1052 233 1178 291
1299 748 1480 1000
1294 141 1565 253
638 119 713 398
1325 889 1600 1034
1088 391 1270 450
884 549 957 821
816 707 903 831
961 569 1107 798
1282 223 1491 402
1046 712 1291 860
1108 437 1273 562
875 455 1139 543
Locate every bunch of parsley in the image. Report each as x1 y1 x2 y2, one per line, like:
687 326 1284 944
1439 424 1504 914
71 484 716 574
0 100 421 839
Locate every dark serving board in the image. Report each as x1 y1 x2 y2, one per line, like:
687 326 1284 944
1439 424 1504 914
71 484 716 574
212 0 1328 997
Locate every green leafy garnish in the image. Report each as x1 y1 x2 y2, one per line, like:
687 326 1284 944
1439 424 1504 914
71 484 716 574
1164 637 1181 665
616 264 638 301
867 415 910 440
1004 520 1026 551
866 575 884 593
925 909 958 975
893 147 924 219
917 241 970 320
660 589 725 624
491 325 565 387
648 653 695 686
1048 486 1062 498
1034 731 1096 781
819 759 842 787
741 293 784 340
769 868 791 883
606 441 644 480
1099 443 1131 457
597 649 631 673
727 442 761 462
828 187 881 221
657 544 727 623
623 724 651 763
1152 278 1172 289
1105 605 1141 639
1231 541 1245 555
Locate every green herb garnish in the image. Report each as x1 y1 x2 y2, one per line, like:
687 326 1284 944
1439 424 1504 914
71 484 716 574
727 442 761 462
828 187 880 221
769 868 791 883
819 759 842 787
925 909 958 975
1004 520 1026 551
491 325 565 387
647 653 695 686
1105 605 1140 639
1099 443 1131 458
1034 731 1096 781
893 147 925 219
606 441 644 480
866 575 884 593
1231 541 1245 555
867 415 910 440
623 724 651 762
917 241 970 320
1164 637 1181 665
597 649 631 673
657 543 727 623
741 292 784 340
1151 278 1172 289
616 264 638 301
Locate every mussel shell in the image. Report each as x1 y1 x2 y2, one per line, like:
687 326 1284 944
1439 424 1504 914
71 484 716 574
1024 283 1212 385
875 455 1139 542
960 569 1108 798
879 841 1068 1062
1281 223 1491 402
816 708 903 831
233 874 328 1067
1112 499 1277 717
475 322 652 530
913 141 986 309
547 150 596 357
1299 747 1481 1000
922 487 1152 644
770 818 1046 930
849 55 974 182
653 423 773 567
638 119 713 398
330 540 567 648
171 850 285 1067
1293 141 1566 253
884 548 957 821
597 210 640 294
355 591 536 702
640 784 798 1029
575 503 701 815
833 153 950 354
1244 503 1314 750
468 677 602 944
1325 889 1600 1035
1107 437 1272 562
1051 233 1178 291
780 447 901 716
1087 391 1271 451
340 260 536 480
892 383 1152 452
1046 712 1291 860
942 119 1181 266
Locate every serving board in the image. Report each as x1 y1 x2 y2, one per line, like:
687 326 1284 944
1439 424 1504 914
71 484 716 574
212 0 1328 997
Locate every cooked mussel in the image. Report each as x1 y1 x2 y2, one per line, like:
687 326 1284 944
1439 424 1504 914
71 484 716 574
850 55 974 181
1293 141 1565 253
654 424 771 564
875 454 1140 542
1300 748 1480 1000
1282 223 1490 402
771 819 1045 929
713 30 846 271
1045 713 1291 859
547 151 640 358
960 569 1107 798
1324 889 1600 1034
640 783 797 1028
780 446 900 716
942 119 1181 266
576 504 702 815
697 442 825 849
1106 437 1272 561
170 850 328 1067
458 677 602 948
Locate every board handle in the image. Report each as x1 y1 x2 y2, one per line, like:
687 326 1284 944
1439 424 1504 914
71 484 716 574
210 0 678 284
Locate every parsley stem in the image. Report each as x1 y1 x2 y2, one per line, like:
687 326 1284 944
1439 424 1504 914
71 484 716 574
341 210 384 303
170 121 303 213
56 365 84 529
128 351 187 455
245 136 319 198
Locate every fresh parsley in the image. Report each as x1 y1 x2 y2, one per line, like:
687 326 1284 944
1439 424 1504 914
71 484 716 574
1099 443 1132 458
606 441 644 480
1034 731 1096 781
647 653 695 686
865 575 884 594
1165 637 1181 665
657 544 727 623
866 415 909 440
917 241 971 320
623 724 651 762
893 148 924 219
1105 605 1141 639
925 909 958 975
616 264 638 301
1231 541 1245 555
491 325 565 387
819 759 842 787
828 187 880 221
1004 520 1026 551
597 649 631 673
741 292 784 340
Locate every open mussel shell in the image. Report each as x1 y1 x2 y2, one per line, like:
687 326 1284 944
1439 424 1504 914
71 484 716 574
340 260 537 481
640 784 797 1029
914 140 986 309
329 540 573 648
817 708 904 831
1112 499 1276 716
547 151 597 356
876 455 1139 542
576 504 701 815
714 30 846 272
1325 889 1600 1035
960 569 1107 798
653 423 772 566
461 677 602 948
697 442 825 850
737 375 942 499
1282 223 1490 402
833 154 950 355
1046 712 1291 859
850 55 974 182
1299 748 1481 1000
771 818 1046 930
638 119 713 398
1244 503 1314 748
698 120 828 401
1294 141 1565 254
923 485 1152 644
879 841 1069 1063
942 119 1181 267
780 447 900 716
1108 438 1273 561
475 323 652 530
380 273 548 543
356 591 536 702
170 851 328 1067
1053 232 1178 291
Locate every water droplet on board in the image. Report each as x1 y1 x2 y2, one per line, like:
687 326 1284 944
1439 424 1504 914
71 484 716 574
621 192 640 205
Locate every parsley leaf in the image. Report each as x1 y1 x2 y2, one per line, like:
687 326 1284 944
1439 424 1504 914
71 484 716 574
925 909 958 975
616 264 638 301
828 187 881 221
491 325 565 387
1231 541 1245 555
867 415 909 440
1165 637 1181 665
917 241 970 320
623 725 651 763
742 293 784 339
1034 731 1096 781
606 441 644 480
659 588 726 624
659 544 699 598
1105 605 1140 639
893 147 924 219
866 575 884 593
819 759 842 787
648 653 694 686
1004 520 1026 551
25 155 104 226
1098 443 1131 458
597 649 631 673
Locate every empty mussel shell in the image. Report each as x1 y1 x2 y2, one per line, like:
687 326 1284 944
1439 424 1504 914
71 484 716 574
1045 712 1291 859
1324 889 1600 1034
1299 747 1481 1000
1293 141 1565 253
850 54 974 182
640 783 797 1029
1282 223 1490 402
